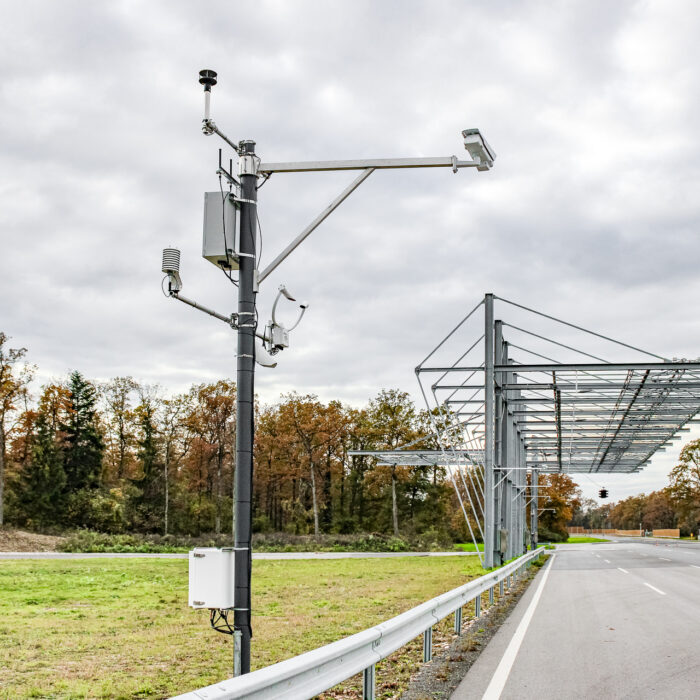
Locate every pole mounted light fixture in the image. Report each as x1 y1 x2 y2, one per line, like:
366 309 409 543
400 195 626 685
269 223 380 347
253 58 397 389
160 68 496 677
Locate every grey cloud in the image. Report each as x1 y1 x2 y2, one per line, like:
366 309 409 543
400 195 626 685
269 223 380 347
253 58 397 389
2 0 700 502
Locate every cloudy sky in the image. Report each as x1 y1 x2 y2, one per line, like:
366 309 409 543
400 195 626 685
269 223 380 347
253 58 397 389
2 0 700 501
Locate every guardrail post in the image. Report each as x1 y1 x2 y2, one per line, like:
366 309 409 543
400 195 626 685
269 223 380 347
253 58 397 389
423 627 433 662
489 586 494 605
363 664 375 700
475 595 481 618
454 606 463 635
500 580 504 595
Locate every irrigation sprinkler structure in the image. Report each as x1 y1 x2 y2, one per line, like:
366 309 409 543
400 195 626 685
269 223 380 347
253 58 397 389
354 294 700 569
159 69 497 675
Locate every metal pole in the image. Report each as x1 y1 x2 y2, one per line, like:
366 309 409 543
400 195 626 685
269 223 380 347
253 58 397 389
498 333 511 562
423 627 433 662
234 139 258 674
531 468 538 550
520 438 526 554
233 630 242 676
484 294 495 568
363 665 376 700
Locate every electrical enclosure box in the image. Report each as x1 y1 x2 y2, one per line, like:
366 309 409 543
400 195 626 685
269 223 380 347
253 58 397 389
270 325 289 349
202 192 239 270
188 547 235 609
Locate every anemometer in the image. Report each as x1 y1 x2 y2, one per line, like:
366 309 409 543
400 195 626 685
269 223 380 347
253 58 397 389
161 71 309 370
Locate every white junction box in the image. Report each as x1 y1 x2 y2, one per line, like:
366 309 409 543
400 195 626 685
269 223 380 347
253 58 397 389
202 191 239 270
188 547 235 609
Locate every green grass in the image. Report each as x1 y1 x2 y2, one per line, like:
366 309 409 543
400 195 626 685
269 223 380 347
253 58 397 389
565 536 609 544
0 556 484 699
453 542 485 552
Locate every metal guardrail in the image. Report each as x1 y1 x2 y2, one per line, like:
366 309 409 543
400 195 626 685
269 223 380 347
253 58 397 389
173 547 545 700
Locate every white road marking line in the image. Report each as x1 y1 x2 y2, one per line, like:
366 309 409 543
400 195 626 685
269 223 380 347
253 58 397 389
482 554 556 700
690 565 700 569
659 557 671 561
643 582 666 596
604 559 611 563
618 567 629 574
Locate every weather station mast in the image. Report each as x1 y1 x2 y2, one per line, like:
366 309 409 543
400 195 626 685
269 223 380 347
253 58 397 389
160 69 496 676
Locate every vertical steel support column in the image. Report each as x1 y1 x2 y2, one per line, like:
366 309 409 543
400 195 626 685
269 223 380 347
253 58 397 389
489 586 494 605
511 364 520 557
519 437 526 554
234 139 258 674
363 665 376 700
475 595 481 618
531 468 539 550
423 627 433 662
484 294 496 568
454 606 463 635
515 372 525 558
500 340 512 561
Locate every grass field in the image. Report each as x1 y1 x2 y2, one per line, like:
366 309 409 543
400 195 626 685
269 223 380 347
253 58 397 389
453 542 484 552
0 556 485 699
565 536 609 544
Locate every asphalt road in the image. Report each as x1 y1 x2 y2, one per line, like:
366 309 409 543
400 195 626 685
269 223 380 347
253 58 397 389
452 539 700 699
0 550 478 560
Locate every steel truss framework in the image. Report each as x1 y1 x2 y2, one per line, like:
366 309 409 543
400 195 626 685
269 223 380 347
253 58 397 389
353 293 700 568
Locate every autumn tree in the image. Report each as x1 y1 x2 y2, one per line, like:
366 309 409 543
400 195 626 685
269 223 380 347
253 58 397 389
667 439 700 533
538 473 581 540
609 494 646 530
181 381 236 535
368 389 417 536
101 376 139 483
281 393 330 537
161 392 192 535
0 333 33 525
344 407 375 532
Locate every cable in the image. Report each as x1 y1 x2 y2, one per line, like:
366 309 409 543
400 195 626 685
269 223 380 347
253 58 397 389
218 175 239 287
256 210 263 268
210 608 235 635
256 173 271 190
495 296 668 361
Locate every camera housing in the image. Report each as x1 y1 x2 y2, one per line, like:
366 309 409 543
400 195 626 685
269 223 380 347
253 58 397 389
462 128 496 171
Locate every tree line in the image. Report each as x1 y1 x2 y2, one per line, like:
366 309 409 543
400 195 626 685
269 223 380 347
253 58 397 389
4 332 669 542
0 333 476 540
569 439 700 536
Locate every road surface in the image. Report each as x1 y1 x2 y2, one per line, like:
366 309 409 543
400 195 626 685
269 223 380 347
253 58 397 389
452 539 700 699
0 550 479 560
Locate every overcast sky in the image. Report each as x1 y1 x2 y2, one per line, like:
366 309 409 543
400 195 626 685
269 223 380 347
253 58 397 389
2 0 700 502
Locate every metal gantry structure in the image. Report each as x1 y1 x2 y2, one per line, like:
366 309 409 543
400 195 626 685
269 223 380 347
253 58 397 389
356 293 700 569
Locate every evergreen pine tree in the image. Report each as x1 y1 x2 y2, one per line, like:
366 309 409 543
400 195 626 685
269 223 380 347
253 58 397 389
61 371 104 492
128 396 164 532
18 413 66 527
